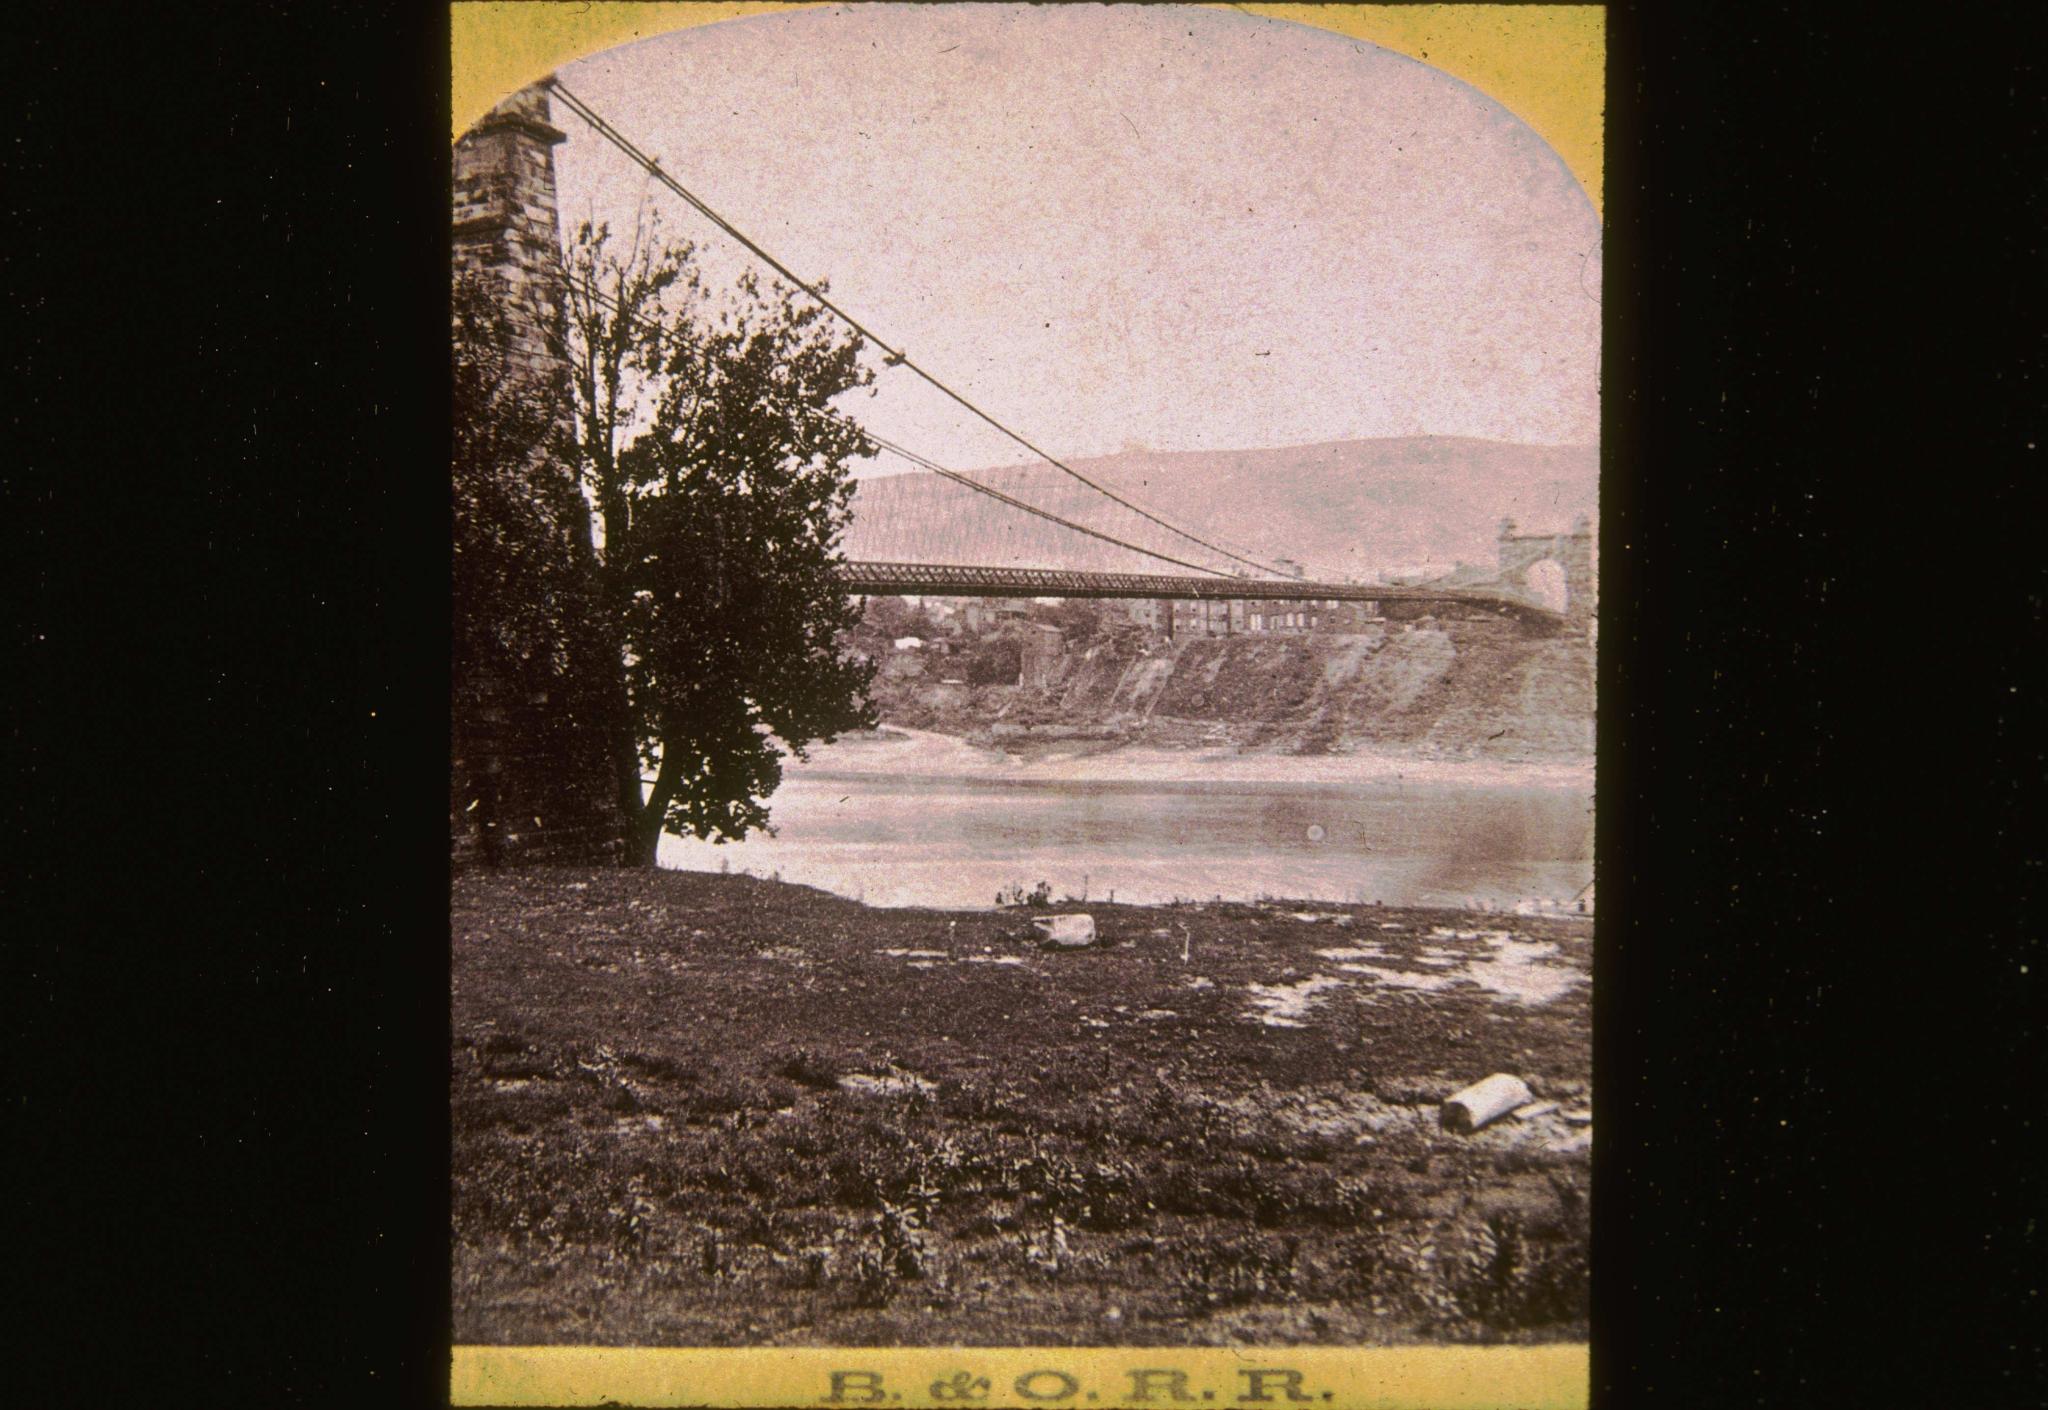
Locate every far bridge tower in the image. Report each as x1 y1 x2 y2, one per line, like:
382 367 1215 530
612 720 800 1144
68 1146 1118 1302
1495 516 1594 631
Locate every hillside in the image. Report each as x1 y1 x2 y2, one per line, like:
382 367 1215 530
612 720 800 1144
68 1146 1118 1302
845 436 1596 582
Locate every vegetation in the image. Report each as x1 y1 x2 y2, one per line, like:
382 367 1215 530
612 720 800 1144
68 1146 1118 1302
958 635 1024 686
994 880 1055 908
853 596 942 645
451 274 606 715
453 867 1592 1346
551 215 881 862
1026 598 1108 645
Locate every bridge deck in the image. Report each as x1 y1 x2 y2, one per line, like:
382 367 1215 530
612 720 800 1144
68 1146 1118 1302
836 560 1561 625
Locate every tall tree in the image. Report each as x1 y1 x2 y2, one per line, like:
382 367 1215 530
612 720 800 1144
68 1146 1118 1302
452 274 621 862
452 275 587 692
556 217 880 864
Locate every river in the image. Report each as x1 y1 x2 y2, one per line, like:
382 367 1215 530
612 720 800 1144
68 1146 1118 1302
657 728 1594 910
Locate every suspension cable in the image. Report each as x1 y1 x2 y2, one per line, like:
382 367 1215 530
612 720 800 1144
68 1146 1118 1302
549 275 1237 578
857 431 1234 577
544 76 1288 579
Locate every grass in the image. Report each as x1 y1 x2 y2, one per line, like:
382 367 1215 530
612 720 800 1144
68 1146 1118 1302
452 866 1591 1347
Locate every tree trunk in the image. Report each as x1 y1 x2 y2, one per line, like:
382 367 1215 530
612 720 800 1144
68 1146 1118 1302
608 669 644 826
625 817 663 868
621 723 686 869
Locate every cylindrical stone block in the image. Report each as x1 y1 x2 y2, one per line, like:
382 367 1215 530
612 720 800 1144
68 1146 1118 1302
1441 1073 1535 1133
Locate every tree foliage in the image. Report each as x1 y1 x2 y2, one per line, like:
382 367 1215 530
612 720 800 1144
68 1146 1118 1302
451 273 596 694
960 635 1024 686
856 596 942 644
1030 598 1107 644
556 216 880 860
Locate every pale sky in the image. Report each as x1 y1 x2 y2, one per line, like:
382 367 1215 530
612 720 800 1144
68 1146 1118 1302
553 3 1600 478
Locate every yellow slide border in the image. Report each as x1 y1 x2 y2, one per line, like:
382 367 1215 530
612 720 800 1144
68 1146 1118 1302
452 1344 1589 1408
450 4 1604 212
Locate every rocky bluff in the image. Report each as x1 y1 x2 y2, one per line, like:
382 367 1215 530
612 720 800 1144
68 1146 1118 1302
861 614 1594 764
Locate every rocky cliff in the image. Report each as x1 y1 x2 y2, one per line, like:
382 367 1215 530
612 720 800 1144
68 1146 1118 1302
869 618 1594 764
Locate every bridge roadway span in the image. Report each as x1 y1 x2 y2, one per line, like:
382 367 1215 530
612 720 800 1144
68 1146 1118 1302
836 561 1562 626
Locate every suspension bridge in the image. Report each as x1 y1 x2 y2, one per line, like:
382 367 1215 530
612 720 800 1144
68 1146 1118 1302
832 562 1561 625
475 79 1578 633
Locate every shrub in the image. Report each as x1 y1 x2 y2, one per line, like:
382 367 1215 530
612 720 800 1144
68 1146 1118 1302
963 637 1023 686
827 1201 929 1305
620 1049 696 1084
1444 1209 1589 1332
773 1046 841 1089
995 880 1054 908
476 1037 555 1082
826 1149 886 1207
685 1081 761 1118
1245 1168 1387 1229
1166 1233 1299 1315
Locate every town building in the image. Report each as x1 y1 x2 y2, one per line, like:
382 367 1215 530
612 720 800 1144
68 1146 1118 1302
1019 623 1065 689
1316 600 1382 631
1170 599 1234 636
961 598 1031 632
1122 599 1167 632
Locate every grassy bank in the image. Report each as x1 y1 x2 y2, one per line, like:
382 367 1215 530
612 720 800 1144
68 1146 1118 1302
453 867 1591 1347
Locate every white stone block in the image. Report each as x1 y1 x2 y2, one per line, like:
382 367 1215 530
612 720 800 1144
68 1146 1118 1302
1441 1073 1535 1133
1032 914 1097 948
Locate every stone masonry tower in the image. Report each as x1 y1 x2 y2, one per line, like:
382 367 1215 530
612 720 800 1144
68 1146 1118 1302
451 82 626 866
1495 516 1596 632
453 84 571 384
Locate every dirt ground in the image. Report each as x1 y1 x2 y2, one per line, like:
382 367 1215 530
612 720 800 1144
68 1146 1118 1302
452 867 1591 1347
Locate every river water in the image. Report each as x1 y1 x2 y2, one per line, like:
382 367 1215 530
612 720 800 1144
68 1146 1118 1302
657 729 1593 911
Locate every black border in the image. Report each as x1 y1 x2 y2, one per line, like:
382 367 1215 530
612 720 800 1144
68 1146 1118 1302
11 2 453 1403
8 2 2040 1405
1592 1 2041 1404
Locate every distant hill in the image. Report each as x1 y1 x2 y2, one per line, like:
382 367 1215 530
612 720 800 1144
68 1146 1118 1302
843 436 1596 583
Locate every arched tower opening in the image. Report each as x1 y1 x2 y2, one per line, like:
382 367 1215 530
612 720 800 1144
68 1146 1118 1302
1525 558 1568 614
1496 517 1595 631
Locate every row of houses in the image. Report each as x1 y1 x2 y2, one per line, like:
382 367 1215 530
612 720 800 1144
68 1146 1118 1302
1118 596 1387 636
910 591 1396 642
1124 558 1394 637
898 595 1395 640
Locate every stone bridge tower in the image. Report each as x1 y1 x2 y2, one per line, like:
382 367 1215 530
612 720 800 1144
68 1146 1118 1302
1496 516 1595 631
451 83 625 866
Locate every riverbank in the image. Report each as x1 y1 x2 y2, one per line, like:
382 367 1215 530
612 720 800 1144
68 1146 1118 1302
454 867 1591 1347
815 725 1594 791
864 617 1595 768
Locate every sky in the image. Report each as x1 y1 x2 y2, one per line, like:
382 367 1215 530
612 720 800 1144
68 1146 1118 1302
552 3 1601 480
